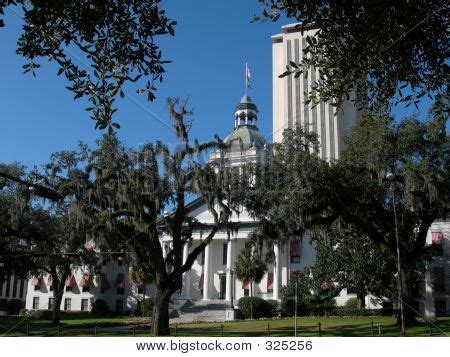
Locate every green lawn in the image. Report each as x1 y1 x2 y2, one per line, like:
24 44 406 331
0 316 448 337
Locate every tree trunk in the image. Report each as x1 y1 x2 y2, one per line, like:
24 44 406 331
51 287 63 326
152 288 171 336
397 264 417 326
250 281 253 320
356 292 366 310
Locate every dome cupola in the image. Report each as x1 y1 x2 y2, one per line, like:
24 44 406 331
234 95 259 129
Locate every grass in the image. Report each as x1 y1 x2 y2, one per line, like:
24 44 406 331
0 316 448 337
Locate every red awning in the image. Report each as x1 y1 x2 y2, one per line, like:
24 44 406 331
198 272 204 290
290 240 301 256
100 273 110 290
267 272 274 290
47 275 53 287
432 232 443 244
242 280 250 289
84 242 94 253
65 273 75 288
80 273 91 288
31 273 41 286
115 273 125 289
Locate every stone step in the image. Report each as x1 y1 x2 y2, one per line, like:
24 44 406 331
169 299 232 323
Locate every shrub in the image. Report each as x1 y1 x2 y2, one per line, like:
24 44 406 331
333 308 391 317
266 299 280 317
29 309 50 320
344 297 358 309
7 299 24 315
238 297 276 319
281 295 337 317
19 308 27 316
381 301 395 315
140 298 154 317
91 299 111 317
29 310 92 320
0 299 8 311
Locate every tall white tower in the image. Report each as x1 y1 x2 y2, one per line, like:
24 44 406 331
272 23 358 159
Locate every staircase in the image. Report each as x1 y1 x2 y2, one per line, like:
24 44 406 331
169 299 231 323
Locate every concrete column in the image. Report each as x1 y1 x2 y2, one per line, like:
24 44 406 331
225 239 234 301
424 268 436 322
203 243 211 300
273 243 281 300
182 243 191 299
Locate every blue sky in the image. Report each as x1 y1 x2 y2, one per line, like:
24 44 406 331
0 1 436 170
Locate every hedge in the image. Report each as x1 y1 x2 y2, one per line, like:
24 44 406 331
28 310 92 320
0 299 24 315
238 297 277 319
333 307 396 317
91 299 111 317
281 297 337 317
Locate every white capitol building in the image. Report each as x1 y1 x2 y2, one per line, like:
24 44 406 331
14 24 449 320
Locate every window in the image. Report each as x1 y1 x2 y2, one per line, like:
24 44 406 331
290 256 301 264
244 289 249 296
34 285 40 291
223 243 228 265
82 286 90 293
48 298 54 311
81 299 89 311
49 286 53 292
64 298 72 311
137 287 144 295
117 288 124 295
65 286 72 292
115 299 123 314
32 297 39 309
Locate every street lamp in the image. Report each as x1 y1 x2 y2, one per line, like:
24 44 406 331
386 172 406 336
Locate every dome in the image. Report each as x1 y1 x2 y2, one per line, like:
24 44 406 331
234 95 258 112
224 125 266 152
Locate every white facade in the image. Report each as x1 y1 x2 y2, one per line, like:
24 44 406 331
24 261 155 313
166 204 318 303
272 23 358 159
421 219 450 318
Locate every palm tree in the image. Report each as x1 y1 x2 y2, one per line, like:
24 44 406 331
234 247 267 319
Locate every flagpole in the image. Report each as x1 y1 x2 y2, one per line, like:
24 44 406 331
245 62 247 97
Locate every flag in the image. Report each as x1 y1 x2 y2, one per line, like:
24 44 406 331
246 63 251 88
